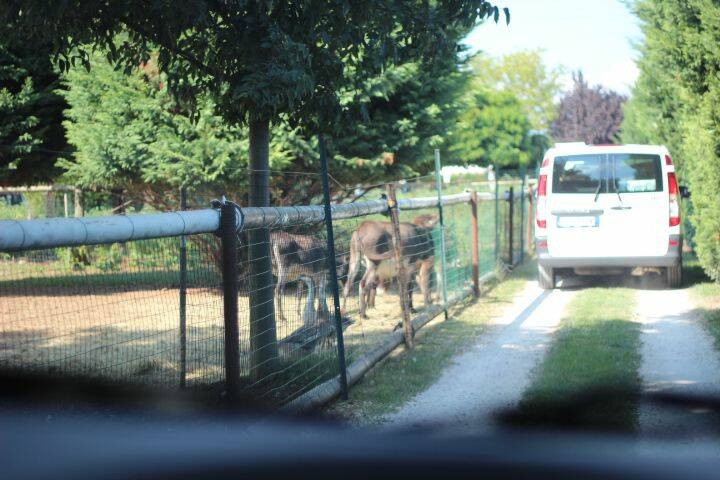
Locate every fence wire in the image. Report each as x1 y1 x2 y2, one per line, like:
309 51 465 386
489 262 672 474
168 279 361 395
0 234 224 387
0 174 531 406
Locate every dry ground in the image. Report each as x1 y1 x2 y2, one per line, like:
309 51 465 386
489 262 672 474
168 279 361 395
0 261 439 389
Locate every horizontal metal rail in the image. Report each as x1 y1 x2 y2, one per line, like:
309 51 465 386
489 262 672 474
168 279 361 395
398 191 472 210
0 210 220 252
0 191 494 252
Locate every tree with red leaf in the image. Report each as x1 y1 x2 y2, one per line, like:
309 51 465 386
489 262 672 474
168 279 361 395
551 71 626 144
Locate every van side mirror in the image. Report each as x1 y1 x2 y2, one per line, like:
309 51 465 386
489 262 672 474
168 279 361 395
679 186 691 199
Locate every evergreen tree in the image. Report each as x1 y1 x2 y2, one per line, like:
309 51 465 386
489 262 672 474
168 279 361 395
61 52 296 206
0 38 67 185
450 87 532 168
623 0 720 278
470 50 562 133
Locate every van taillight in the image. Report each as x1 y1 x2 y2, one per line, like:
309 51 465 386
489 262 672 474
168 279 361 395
536 174 547 228
668 172 680 227
541 157 550 168
665 154 674 166
537 174 547 196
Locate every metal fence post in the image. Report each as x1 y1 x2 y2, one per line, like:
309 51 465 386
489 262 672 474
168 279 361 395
386 184 415 348
470 190 480 297
434 149 449 320
220 200 240 396
179 186 188 389
508 186 514 265
319 135 349 400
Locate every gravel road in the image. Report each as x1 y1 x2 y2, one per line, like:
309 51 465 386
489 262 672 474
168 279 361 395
385 282 574 432
638 288 720 440
382 275 720 440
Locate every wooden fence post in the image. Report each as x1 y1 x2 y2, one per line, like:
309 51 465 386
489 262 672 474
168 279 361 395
434 149 449 320
470 191 480 297
507 186 514 265
386 184 414 349
74 188 84 218
519 174 526 263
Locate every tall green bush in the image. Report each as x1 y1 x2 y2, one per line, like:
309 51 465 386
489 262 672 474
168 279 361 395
623 0 720 279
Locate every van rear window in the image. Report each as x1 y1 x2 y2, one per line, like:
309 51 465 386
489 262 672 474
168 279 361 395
611 154 662 193
552 155 604 194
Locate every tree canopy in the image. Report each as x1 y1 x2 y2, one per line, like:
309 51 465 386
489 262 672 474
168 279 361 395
1 1 507 126
60 52 302 205
450 87 532 167
0 36 67 186
622 0 720 280
470 50 562 132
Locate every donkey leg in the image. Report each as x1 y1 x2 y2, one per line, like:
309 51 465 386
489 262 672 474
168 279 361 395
359 265 377 319
275 267 288 323
317 274 330 322
419 260 433 307
341 235 362 313
367 282 377 308
295 281 304 319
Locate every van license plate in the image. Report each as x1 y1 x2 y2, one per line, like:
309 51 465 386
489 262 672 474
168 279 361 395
556 216 598 228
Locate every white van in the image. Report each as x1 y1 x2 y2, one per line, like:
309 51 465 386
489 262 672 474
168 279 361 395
535 143 688 289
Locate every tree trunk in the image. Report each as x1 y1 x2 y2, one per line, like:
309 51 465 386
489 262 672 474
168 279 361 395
112 188 125 214
248 117 278 380
74 188 84 217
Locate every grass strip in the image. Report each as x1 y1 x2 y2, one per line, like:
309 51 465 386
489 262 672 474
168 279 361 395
690 281 720 354
517 288 641 432
327 260 536 425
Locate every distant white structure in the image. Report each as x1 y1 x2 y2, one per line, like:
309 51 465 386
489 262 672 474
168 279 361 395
441 164 488 184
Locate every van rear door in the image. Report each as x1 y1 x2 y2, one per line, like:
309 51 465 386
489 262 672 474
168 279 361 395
546 151 668 259
604 153 668 257
546 154 611 258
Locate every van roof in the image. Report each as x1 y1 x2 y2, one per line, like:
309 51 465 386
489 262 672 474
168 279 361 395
549 143 668 156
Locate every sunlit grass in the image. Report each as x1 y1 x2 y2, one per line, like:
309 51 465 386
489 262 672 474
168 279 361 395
517 288 641 432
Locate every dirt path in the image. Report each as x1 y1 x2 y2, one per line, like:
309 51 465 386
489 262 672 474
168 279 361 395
637 288 720 439
384 282 574 432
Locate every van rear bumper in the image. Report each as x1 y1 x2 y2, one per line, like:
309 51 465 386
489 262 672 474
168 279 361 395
536 235 682 268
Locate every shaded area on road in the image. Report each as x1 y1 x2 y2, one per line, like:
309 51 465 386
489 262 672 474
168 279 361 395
508 288 641 433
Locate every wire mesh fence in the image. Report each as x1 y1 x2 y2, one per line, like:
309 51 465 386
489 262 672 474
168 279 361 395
0 235 225 387
0 171 532 407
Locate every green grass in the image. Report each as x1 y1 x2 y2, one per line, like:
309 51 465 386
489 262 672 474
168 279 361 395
517 288 641 432
688 255 720 354
327 260 536 425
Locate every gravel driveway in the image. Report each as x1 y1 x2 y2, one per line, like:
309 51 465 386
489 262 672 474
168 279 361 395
638 288 720 440
381 275 720 439
384 282 574 432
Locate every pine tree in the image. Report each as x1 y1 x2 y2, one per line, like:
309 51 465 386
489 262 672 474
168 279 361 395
0 38 67 185
450 87 532 168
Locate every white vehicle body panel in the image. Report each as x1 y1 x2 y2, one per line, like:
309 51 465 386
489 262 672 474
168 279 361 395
536 144 681 268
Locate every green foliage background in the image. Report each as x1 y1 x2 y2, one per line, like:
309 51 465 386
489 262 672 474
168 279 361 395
0 37 67 185
621 0 720 278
